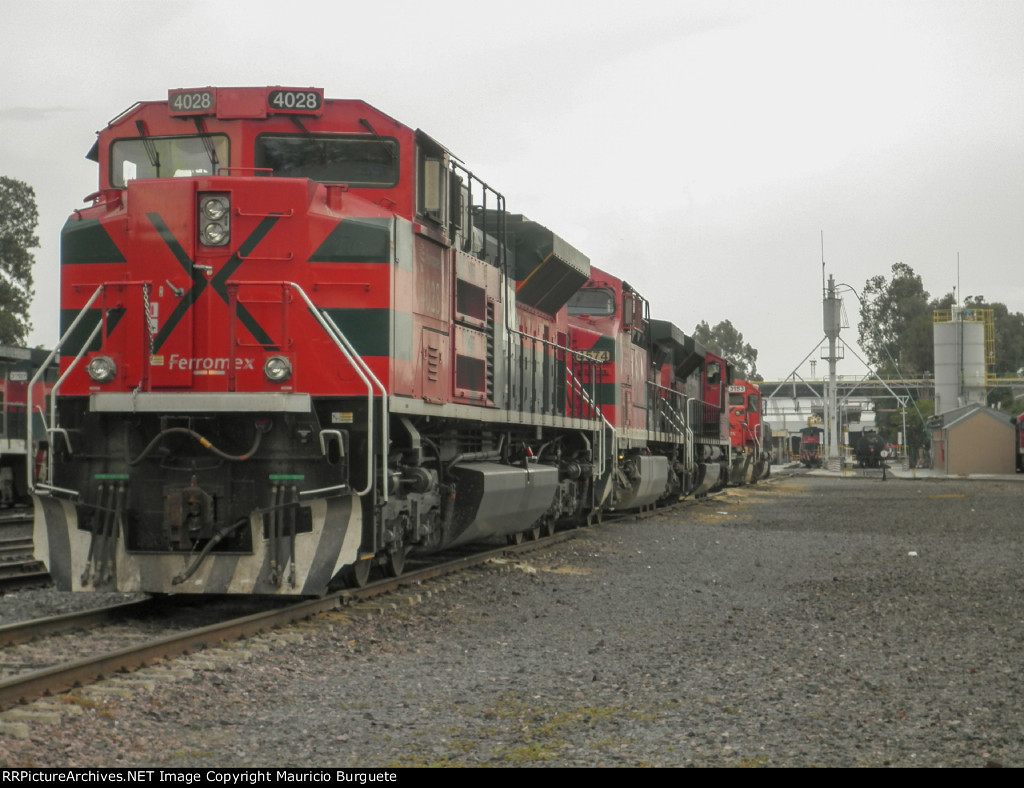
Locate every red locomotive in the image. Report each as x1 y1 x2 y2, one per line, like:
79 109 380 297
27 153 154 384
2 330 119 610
727 379 771 483
34 87 763 596
798 425 824 468
1 345 55 505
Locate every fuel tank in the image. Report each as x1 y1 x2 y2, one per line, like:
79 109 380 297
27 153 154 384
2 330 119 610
447 462 559 547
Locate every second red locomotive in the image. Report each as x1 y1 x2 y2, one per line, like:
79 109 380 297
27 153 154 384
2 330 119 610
33 87 765 595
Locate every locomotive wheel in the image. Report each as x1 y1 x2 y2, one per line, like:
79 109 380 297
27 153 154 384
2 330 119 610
382 545 408 578
544 518 556 538
528 525 542 541
344 557 372 588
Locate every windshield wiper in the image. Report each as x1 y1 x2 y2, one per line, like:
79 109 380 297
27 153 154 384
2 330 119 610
359 118 395 163
135 120 161 177
192 117 220 173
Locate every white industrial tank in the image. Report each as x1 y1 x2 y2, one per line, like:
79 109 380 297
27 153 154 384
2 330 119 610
934 309 987 415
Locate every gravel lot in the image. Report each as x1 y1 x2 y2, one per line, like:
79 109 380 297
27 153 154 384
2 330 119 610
2 473 1022 767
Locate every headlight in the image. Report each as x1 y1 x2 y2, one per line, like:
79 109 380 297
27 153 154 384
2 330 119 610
264 355 292 382
202 222 229 245
198 193 230 246
201 196 229 220
87 356 117 383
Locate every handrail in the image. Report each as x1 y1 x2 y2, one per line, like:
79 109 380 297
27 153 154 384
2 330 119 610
229 280 387 500
282 282 388 502
27 285 106 495
646 381 687 436
315 310 388 502
30 281 388 504
511 331 606 418
685 399 699 473
660 402 687 435
565 368 615 478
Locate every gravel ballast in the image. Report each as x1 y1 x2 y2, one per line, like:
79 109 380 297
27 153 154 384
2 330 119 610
1 474 1021 767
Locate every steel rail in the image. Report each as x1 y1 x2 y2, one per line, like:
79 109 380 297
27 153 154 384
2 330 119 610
0 536 34 557
0 599 157 648
0 530 578 711
0 565 49 591
0 476 765 712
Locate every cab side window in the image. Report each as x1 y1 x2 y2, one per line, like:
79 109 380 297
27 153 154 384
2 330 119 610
417 143 448 227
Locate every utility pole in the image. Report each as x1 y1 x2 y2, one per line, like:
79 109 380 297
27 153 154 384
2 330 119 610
823 274 842 467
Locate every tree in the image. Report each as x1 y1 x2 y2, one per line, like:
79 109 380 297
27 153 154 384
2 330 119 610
858 262 933 376
693 319 761 381
0 177 38 345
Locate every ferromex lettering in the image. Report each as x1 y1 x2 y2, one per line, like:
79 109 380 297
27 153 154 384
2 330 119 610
162 355 256 372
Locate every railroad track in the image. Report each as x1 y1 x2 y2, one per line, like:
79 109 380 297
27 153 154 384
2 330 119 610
0 528 578 711
0 535 34 559
0 511 35 554
0 510 34 533
0 512 48 591
0 483 771 713
0 557 49 590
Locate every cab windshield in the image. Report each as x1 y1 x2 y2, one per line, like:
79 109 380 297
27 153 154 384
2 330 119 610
255 135 399 186
111 135 229 187
567 288 616 316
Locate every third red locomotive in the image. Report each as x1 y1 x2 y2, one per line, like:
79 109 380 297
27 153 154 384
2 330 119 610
33 86 768 595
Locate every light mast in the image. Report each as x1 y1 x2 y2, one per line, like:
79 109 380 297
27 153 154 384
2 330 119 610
823 274 842 465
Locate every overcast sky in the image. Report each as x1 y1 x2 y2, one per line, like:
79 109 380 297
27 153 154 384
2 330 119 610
4 0 1022 379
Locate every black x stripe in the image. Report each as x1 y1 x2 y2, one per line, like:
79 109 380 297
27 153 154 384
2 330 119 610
147 213 281 353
